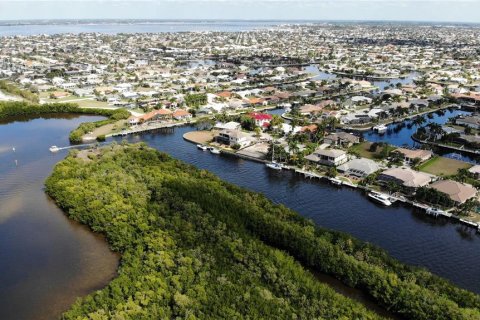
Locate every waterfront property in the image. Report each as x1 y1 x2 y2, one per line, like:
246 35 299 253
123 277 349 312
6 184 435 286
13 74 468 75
429 180 477 205
305 148 348 167
378 168 435 190
216 129 250 148
392 148 433 164
337 158 380 178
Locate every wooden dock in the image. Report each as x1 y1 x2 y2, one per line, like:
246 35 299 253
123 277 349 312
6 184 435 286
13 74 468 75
108 122 181 137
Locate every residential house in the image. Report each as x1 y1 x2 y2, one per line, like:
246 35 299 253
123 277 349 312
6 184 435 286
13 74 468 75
392 148 433 164
456 115 480 129
468 165 480 179
214 121 241 131
430 180 477 204
172 109 192 121
249 112 273 128
324 132 360 147
217 129 250 148
337 158 380 178
305 148 348 167
378 168 434 189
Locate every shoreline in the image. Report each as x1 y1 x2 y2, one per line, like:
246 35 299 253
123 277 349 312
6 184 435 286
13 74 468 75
183 128 480 232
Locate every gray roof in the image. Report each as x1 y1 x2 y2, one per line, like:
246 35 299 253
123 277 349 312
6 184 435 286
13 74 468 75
314 148 346 158
337 158 380 175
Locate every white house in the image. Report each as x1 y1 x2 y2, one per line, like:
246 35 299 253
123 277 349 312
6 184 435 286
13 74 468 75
305 148 348 167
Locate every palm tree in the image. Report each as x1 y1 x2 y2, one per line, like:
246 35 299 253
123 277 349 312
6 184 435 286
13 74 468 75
427 122 444 141
413 116 426 129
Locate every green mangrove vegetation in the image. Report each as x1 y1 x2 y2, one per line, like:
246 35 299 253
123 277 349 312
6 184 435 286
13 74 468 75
0 101 130 143
45 144 480 320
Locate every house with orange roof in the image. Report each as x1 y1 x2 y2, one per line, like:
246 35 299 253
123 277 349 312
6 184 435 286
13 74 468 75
136 109 173 123
172 109 192 121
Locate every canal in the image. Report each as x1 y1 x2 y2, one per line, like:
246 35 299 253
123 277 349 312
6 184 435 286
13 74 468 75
116 124 480 295
364 108 479 164
1 113 480 320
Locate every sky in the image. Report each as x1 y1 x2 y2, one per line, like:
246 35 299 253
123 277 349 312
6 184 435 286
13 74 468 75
0 0 479 23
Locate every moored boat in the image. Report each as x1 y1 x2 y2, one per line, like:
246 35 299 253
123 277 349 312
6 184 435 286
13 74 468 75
368 191 392 206
209 147 221 154
197 144 208 151
426 207 445 217
329 177 343 186
266 161 282 170
373 124 388 134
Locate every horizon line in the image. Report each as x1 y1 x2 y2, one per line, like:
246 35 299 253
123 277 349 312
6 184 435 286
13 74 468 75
0 18 479 25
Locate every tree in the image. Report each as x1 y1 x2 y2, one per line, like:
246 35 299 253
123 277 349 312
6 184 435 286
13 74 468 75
254 127 261 138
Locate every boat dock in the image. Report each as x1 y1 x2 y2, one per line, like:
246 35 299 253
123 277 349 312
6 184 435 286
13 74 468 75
108 122 183 138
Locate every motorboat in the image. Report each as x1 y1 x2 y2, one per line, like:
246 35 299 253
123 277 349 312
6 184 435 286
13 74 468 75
209 147 221 154
266 161 282 170
329 177 343 186
368 191 392 206
197 144 208 151
426 207 445 217
373 124 388 134
49 145 60 153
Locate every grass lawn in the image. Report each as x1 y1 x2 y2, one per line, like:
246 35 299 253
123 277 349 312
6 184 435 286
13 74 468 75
418 156 472 177
75 99 109 108
348 141 394 160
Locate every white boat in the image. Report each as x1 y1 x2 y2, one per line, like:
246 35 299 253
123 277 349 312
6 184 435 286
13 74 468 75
426 207 445 217
49 145 60 153
373 124 388 133
329 177 343 186
368 191 392 206
266 161 282 170
266 140 283 170
209 147 221 154
197 144 208 151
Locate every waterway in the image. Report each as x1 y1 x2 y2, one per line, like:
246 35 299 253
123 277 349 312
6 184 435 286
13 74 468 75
111 125 480 295
0 114 119 320
364 108 479 164
305 64 420 89
1 112 480 320
0 20 284 36
0 113 402 319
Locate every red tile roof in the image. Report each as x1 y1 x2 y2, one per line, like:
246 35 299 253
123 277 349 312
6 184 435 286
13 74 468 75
249 112 272 120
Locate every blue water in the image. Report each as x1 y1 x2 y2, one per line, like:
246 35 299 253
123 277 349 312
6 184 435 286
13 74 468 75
0 21 283 36
0 114 118 320
305 65 419 89
111 125 480 294
364 109 478 163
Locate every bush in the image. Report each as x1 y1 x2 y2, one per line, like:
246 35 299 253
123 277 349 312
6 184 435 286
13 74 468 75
45 145 480 320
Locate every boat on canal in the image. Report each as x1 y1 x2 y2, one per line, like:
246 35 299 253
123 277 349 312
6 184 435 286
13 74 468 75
329 177 343 186
373 124 388 134
266 161 283 170
208 147 221 154
266 140 283 170
426 207 445 217
368 191 392 206
197 144 208 151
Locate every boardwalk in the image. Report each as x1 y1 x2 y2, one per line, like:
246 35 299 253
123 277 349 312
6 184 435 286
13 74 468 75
108 121 185 137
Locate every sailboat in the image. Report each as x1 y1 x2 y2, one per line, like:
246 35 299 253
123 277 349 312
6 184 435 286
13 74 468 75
265 141 283 170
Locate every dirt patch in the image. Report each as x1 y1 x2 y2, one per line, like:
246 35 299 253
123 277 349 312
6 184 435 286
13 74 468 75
76 149 101 162
183 130 216 144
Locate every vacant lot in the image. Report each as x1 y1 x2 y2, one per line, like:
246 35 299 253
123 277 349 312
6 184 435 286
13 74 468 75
183 130 215 144
349 141 394 160
419 156 472 177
